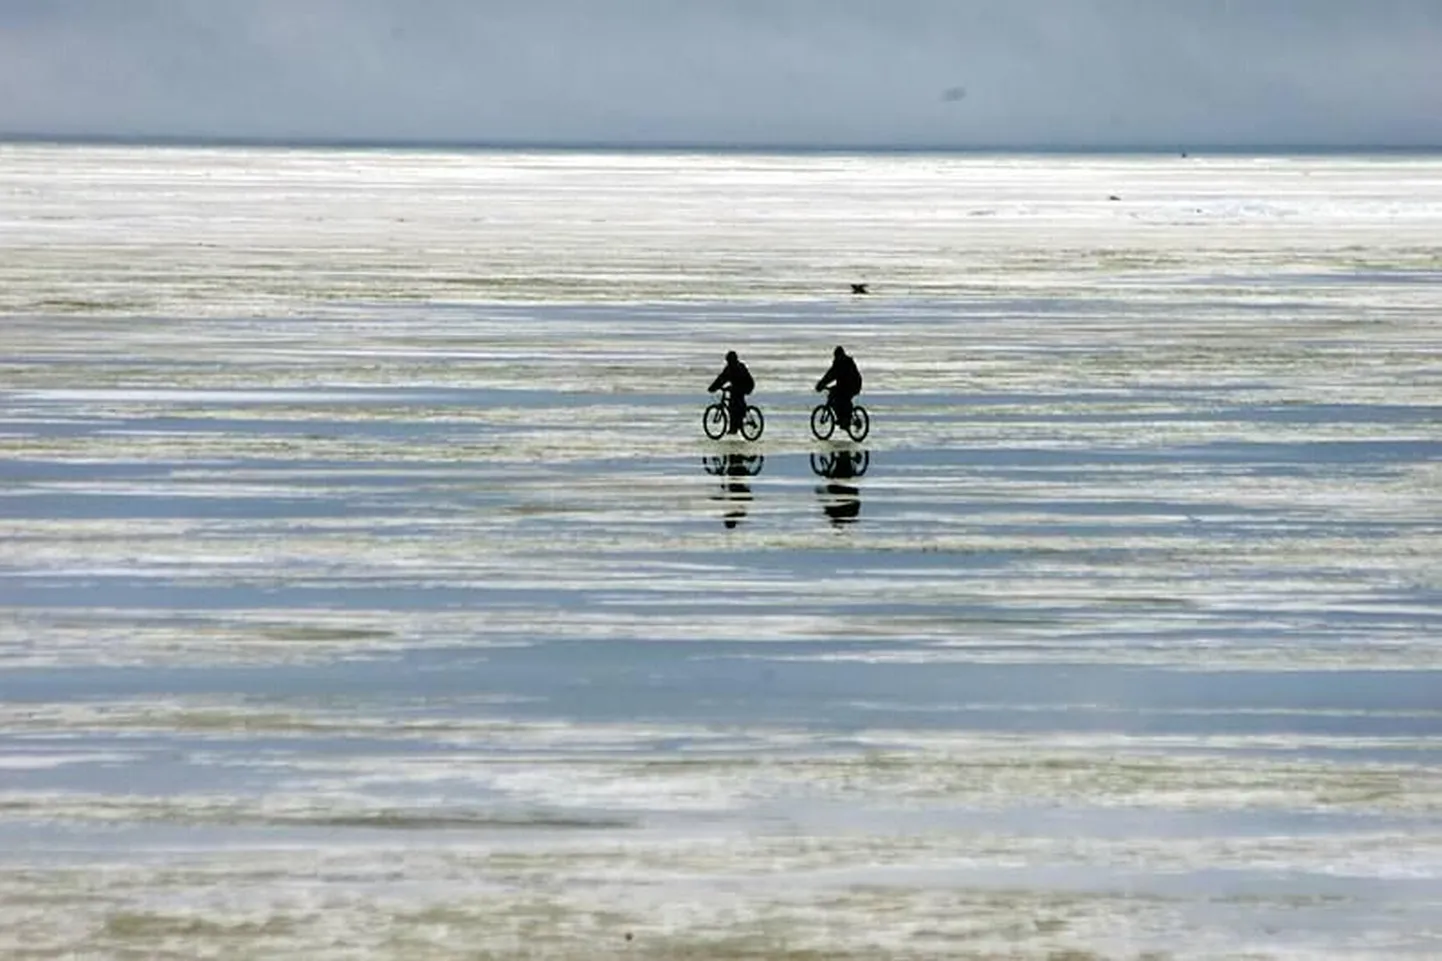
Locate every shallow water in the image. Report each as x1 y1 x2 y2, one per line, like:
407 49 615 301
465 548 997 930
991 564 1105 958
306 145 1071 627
1 145 1440 959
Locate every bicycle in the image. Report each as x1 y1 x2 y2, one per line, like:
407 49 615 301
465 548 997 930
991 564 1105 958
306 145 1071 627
809 398 870 442
703 388 765 441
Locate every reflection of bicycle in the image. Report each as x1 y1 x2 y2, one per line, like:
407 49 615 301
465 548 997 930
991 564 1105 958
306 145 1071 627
703 453 765 477
704 452 761 529
809 399 870 442
811 450 865 526
703 389 765 441
809 449 869 479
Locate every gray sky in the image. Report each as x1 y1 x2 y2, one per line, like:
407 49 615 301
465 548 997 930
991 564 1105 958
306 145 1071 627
2 0 1440 148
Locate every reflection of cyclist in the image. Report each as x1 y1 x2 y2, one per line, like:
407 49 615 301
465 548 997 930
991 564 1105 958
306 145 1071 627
708 350 755 435
810 450 864 526
820 480 860 525
705 453 763 529
815 345 862 428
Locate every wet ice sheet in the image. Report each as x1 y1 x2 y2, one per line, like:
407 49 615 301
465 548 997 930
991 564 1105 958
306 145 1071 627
1 300 1436 679
1 147 1441 959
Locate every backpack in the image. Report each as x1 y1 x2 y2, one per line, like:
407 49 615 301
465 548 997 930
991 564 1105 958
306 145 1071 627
735 362 755 395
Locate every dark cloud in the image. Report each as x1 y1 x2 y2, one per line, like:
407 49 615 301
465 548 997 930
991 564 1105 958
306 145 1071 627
1 0 1439 147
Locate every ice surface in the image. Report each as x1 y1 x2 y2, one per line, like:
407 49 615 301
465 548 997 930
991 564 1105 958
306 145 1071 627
0 145 1439 959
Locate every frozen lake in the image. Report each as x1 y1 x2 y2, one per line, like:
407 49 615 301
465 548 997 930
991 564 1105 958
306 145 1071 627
1 145 1440 960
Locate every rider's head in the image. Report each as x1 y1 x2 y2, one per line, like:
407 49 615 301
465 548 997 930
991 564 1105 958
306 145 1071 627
726 350 737 362
834 345 846 358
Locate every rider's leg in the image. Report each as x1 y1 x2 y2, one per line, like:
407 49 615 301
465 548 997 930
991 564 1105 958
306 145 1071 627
728 393 747 433
830 389 852 428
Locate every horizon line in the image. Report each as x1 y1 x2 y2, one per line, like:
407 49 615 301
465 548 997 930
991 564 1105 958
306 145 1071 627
3 131 1441 156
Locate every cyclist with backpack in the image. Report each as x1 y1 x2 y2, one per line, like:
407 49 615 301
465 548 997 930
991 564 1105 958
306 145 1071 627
708 350 755 435
815 345 862 428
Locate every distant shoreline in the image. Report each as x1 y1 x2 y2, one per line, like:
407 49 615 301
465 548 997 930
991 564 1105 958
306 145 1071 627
3 132 1441 157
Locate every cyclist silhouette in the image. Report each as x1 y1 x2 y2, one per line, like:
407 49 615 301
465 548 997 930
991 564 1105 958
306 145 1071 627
708 350 755 435
815 345 862 427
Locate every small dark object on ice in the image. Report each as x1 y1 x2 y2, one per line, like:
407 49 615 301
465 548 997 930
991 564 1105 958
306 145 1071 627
850 283 869 294
1108 194 1121 201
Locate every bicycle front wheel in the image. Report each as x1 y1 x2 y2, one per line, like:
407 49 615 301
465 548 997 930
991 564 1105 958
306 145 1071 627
740 405 765 441
702 404 728 439
846 405 870 442
810 404 835 440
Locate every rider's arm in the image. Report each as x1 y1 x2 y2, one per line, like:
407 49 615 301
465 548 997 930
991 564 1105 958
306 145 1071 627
708 370 727 392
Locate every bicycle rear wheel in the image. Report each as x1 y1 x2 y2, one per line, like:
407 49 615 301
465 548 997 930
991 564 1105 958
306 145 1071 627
846 405 870 442
702 404 727 439
740 405 765 441
810 404 835 440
